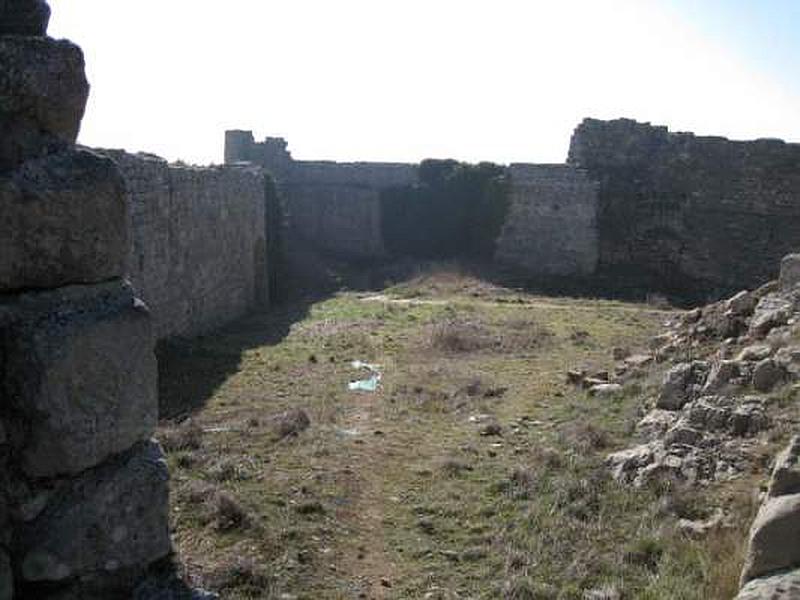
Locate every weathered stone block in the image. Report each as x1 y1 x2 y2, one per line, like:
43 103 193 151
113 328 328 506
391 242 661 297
16 441 171 584
0 37 88 170
656 362 701 410
741 493 800 583
770 436 800 498
780 254 800 291
0 148 128 292
750 294 793 338
0 0 50 35
752 358 785 392
0 281 157 478
736 568 800 599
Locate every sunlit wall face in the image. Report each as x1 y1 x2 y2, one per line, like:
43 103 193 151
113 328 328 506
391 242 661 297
48 0 800 166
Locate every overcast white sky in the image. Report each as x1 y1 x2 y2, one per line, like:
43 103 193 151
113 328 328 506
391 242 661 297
48 0 800 165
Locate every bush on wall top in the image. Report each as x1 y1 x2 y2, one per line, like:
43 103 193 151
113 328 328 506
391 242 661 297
381 159 510 260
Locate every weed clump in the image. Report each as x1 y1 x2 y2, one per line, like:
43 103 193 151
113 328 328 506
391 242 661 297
210 491 253 531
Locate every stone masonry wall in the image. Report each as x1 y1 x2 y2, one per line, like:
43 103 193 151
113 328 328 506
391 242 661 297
98 150 270 340
225 132 417 261
0 2 175 598
495 164 599 276
569 118 800 302
287 161 417 260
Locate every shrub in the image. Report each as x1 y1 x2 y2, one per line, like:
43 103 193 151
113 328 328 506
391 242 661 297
381 159 511 260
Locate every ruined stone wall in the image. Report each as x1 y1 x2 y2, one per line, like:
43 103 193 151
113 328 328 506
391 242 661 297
495 164 599 276
225 131 417 260
569 118 800 302
287 160 417 260
0 3 176 598
98 150 270 340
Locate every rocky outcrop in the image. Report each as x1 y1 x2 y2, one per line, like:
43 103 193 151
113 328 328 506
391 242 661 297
607 394 768 487
0 2 192 598
605 254 800 488
592 252 800 598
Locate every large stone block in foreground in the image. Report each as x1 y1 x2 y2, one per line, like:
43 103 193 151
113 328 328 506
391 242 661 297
0 281 157 478
0 148 128 292
0 0 51 35
16 441 171 584
741 493 800 583
0 37 88 170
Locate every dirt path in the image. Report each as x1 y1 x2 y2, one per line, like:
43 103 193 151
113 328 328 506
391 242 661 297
360 293 677 315
333 388 402 599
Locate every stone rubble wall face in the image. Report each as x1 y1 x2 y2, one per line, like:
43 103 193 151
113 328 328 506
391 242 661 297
495 164 599 276
227 132 419 261
0 3 172 598
99 150 269 340
569 118 800 299
285 162 417 259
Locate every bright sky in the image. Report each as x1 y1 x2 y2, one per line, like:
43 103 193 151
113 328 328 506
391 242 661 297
48 0 800 166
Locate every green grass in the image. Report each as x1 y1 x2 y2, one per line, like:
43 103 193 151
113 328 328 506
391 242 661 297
156 272 758 599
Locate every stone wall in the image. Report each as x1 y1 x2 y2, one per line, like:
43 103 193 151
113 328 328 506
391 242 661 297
0 2 175 598
98 150 272 340
227 121 800 301
569 118 800 302
495 164 599 276
225 132 417 261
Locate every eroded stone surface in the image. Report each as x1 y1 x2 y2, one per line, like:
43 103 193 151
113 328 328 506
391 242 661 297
780 254 800 291
770 437 800 498
750 294 794 338
753 359 785 392
0 0 50 36
736 568 800 599
657 362 708 410
0 281 157 478
741 493 800 583
16 441 171 584
0 37 88 171
0 148 128 292
608 395 767 487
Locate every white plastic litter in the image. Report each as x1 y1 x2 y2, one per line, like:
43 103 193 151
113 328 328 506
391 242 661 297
348 360 382 392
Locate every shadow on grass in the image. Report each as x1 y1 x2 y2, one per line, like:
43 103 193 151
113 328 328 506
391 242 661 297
156 241 696 422
156 243 412 421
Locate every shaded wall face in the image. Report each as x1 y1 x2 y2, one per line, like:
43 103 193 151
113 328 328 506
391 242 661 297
495 165 599 277
285 161 418 260
288 183 386 258
102 150 269 339
570 119 800 301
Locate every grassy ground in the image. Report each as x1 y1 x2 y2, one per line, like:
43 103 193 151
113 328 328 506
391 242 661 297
157 270 763 599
